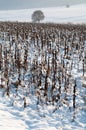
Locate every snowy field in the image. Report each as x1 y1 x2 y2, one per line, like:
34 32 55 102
0 22 86 130
0 4 86 23
0 4 86 130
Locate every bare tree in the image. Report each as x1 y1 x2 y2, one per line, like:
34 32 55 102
31 10 45 23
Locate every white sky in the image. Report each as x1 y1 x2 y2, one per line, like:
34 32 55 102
0 0 85 10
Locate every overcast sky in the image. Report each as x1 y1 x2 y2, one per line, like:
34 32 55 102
0 0 86 10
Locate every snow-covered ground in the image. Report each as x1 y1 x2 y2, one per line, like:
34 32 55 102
0 101 26 130
0 34 86 130
0 4 86 23
0 83 86 130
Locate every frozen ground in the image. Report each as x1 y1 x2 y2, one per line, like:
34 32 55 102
0 85 86 130
0 4 86 23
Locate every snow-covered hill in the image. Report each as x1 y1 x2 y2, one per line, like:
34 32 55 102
0 4 86 23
